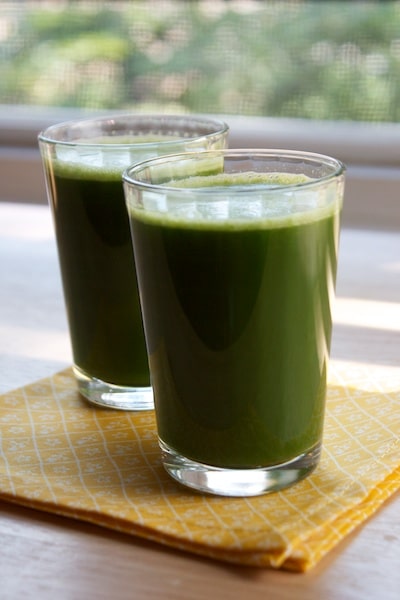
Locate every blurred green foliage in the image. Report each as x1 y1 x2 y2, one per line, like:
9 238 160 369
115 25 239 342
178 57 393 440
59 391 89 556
1 0 400 121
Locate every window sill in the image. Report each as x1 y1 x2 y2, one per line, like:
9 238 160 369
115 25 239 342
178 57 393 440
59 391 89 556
1 106 399 230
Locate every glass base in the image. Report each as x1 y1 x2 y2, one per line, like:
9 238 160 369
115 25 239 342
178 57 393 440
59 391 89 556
160 439 321 497
73 365 154 411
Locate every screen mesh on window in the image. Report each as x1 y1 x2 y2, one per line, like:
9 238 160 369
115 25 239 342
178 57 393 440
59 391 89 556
1 0 400 122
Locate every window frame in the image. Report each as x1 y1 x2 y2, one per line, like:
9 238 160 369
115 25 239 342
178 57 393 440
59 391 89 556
1 105 399 230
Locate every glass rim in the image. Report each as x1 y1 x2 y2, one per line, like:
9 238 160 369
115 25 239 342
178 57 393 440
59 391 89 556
37 113 229 149
122 148 346 195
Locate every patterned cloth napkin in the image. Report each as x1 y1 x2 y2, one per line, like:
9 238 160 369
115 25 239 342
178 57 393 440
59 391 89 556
0 363 399 572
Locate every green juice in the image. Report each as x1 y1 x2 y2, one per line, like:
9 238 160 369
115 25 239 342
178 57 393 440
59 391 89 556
129 175 341 468
46 165 150 387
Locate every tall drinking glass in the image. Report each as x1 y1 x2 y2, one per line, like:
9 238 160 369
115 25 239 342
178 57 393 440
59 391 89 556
123 149 345 495
38 115 229 410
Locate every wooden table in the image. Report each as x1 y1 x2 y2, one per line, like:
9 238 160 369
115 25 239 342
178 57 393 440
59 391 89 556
0 202 399 600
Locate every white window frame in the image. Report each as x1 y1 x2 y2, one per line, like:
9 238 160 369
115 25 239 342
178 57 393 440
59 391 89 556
1 105 399 230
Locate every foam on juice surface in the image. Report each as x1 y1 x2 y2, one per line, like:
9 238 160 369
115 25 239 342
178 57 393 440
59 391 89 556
168 171 312 188
128 171 342 230
51 134 185 181
77 134 178 145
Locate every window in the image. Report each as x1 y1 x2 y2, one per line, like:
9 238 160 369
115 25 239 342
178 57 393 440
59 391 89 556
1 0 400 229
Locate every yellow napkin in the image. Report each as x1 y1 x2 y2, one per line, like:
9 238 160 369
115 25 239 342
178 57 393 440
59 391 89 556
1 363 399 572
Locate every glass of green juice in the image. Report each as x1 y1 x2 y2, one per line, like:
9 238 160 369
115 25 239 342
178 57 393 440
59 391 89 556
123 149 345 495
38 115 229 410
